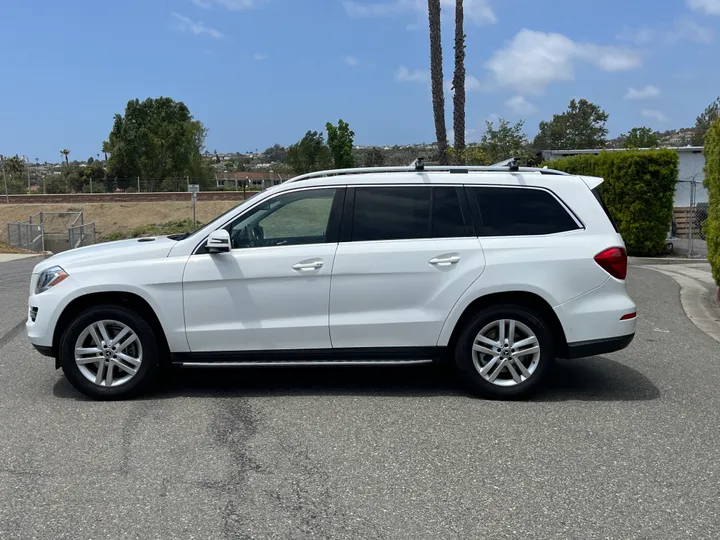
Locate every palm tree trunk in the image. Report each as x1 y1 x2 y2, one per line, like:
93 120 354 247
452 0 466 164
428 0 448 165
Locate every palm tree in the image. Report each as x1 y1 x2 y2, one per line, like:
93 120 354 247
452 0 466 164
428 0 448 165
60 149 70 166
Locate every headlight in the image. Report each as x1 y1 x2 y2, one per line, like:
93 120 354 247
35 266 69 294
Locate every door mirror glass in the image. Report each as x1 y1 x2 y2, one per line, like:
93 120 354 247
206 229 231 253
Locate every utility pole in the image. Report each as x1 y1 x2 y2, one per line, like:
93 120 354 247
1 155 8 203
24 155 30 191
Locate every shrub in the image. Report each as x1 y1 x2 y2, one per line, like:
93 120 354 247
101 219 204 242
704 119 720 285
544 150 679 256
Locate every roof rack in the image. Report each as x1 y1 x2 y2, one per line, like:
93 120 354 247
284 163 569 184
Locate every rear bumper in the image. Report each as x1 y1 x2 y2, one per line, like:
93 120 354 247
562 333 635 359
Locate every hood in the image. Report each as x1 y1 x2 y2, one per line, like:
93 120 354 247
32 236 178 274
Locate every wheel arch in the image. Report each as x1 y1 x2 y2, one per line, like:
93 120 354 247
442 291 569 358
51 291 171 363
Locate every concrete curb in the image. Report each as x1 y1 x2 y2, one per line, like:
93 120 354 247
636 264 720 343
629 257 709 266
0 253 44 263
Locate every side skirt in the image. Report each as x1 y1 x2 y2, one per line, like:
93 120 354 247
171 347 444 367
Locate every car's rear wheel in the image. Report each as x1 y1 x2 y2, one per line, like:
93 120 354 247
454 304 555 399
58 305 159 400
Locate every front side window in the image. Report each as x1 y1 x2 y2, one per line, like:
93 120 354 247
467 186 580 236
351 186 470 242
227 188 337 249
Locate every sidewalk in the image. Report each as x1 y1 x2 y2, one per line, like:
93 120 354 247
635 262 720 343
0 253 42 263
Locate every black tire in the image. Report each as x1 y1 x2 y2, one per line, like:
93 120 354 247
58 304 160 400
454 304 555 400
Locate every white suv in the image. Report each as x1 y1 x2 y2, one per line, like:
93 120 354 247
26 164 637 400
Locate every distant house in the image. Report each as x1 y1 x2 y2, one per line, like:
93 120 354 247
541 146 706 208
215 171 292 189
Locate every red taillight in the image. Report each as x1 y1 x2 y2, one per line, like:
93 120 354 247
594 247 628 280
620 312 637 320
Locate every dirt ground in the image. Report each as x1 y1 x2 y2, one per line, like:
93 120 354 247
0 201 239 242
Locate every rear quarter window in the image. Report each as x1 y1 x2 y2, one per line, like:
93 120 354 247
467 186 581 236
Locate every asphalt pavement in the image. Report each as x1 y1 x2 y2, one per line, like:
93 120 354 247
1 257 719 540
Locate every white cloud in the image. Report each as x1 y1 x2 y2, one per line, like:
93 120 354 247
624 85 661 100
191 0 262 9
253 53 267 61
669 16 714 44
171 13 223 38
395 66 429 83
505 95 536 115
343 0 496 26
642 109 668 122
688 0 720 15
484 29 642 95
345 56 360 66
617 17 713 45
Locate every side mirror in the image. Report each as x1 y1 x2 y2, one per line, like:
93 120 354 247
206 229 231 253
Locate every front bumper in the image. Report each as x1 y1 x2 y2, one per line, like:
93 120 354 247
26 273 83 350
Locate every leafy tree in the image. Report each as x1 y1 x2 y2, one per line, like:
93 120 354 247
364 148 386 167
448 144 491 166
60 149 70 166
326 119 355 169
87 157 94 164
286 131 332 174
533 99 609 150
428 0 448 165
105 97 209 191
480 119 528 163
223 160 235 171
262 144 287 163
452 0 466 164
622 127 659 148
1 155 27 194
45 174 69 194
691 97 720 146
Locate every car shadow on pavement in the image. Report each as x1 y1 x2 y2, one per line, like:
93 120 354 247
53 356 660 402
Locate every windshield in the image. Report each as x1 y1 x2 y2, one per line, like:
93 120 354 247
167 190 267 241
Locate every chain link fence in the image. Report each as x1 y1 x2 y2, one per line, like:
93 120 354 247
7 220 43 251
672 179 709 258
68 222 96 249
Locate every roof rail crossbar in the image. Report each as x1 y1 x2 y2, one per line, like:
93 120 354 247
284 165 569 184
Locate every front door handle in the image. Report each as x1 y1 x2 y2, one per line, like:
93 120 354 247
429 254 461 266
293 260 324 272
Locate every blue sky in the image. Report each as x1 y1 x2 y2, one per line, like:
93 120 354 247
1 0 719 162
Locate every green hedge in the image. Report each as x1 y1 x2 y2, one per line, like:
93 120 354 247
543 150 679 256
705 119 720 286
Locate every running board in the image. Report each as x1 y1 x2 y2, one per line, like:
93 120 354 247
179 359 433 368
171 347 443 366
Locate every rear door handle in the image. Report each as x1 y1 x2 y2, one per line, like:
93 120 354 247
292 260 324 271
429 255 461 266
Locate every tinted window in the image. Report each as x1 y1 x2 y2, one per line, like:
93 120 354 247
351 187 469 242
227 188 337 248
468 187 580 236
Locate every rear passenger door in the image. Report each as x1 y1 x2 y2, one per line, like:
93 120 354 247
329 185 485 349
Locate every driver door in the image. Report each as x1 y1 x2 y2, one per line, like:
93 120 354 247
182 187 344 353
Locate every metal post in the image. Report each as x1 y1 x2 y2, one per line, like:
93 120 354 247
137 176 140 193
1 155 8 203
43 174 46 195
689 180 696 257
90 178 93 194
193 198 196 231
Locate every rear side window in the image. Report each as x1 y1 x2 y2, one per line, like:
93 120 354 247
592 188 619 232
351 186 470 242
467 186 580 236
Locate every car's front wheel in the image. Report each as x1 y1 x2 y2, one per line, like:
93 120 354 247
454 304 555 399
58 305 159 400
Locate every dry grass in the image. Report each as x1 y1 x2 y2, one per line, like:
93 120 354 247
0 201 239 242
0 240 33 254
